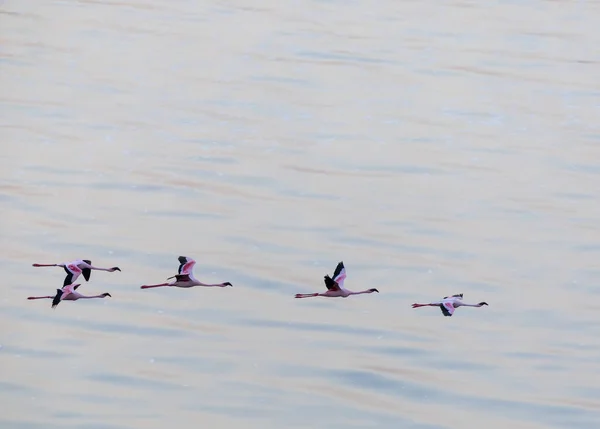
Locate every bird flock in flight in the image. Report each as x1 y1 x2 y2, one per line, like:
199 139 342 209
27 256 488 316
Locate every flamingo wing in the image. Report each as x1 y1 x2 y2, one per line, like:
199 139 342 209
63 263 83 286
177 256 196 275
332 261 346 288
81 259 92 281
62 284 76 295
440 301 455 317
443 293 463 300
323 275 340 291
51 289 63 308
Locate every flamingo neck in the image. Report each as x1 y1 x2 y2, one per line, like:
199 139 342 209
190 279 225 287
348 290 371 295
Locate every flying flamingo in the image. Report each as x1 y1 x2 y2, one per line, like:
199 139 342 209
32 259 121 286
294 261 379 299
412 293 488 317
27 284 112 309
140 256 232 290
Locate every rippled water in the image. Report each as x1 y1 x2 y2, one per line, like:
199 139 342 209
2 1 600 428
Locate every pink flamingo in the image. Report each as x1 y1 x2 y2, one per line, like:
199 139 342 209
32 259 121 286
294 261 379 299
27 284 112 309
140 256 232 290
412 293 488 317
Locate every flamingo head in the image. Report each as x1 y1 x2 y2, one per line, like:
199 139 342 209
478 301 488 306
369 288 379 293
102 293 112 298
223 282 233 287
110 267 121 272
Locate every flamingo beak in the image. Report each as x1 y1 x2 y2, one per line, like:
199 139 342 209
371 288 379 293
113 267 121 271
479 302 488 306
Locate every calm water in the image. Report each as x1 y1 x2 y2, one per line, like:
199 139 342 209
1 1 600 428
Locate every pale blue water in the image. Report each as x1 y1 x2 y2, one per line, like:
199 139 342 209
1 1 600 428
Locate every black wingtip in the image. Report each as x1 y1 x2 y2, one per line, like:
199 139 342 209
62 267 74 286
51 289 63 309
323 275 336 289
332 261 345 279
178 256 188 264
439 303 452 317
443 293 463 299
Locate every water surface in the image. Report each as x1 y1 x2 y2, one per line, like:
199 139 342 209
1 1 600 428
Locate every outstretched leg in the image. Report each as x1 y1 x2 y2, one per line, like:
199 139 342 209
294 293 320 298
141 283 170 289
412 303 434 308
27 295 54 300
32 264 57 267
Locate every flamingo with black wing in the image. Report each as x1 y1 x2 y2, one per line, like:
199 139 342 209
294 261 379 299
141 256 232 290
412 293 488 317
28 283 112 309
32 259 121 286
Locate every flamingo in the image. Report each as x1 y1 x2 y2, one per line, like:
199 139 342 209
294 261 379 299
32 259 121 286
27 284 112 308
412 293 488 317
140 256 232 289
